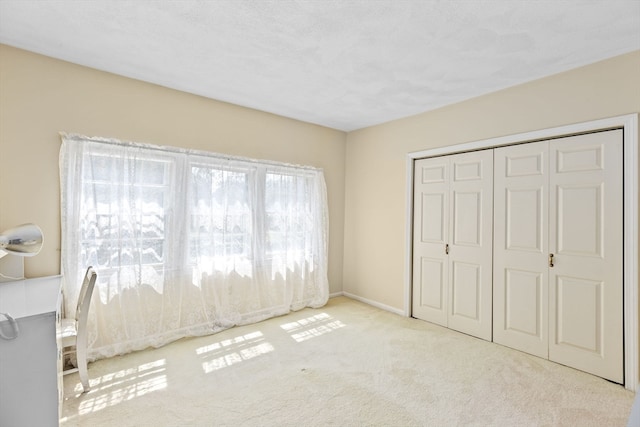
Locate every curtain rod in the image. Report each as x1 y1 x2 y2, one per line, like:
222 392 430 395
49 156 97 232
59 132 323 173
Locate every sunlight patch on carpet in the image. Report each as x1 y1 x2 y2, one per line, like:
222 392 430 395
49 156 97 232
280 312 346 342
65 359 167 419
196 331 274 373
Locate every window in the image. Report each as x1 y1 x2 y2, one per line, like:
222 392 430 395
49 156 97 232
60 135 329 359
80 152 173 296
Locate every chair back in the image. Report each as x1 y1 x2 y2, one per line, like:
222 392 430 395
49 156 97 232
76 266 97 324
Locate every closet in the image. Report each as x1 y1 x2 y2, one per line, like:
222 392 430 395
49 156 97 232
412 129 624 383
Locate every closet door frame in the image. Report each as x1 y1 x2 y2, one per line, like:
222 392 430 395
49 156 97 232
405 113 638 391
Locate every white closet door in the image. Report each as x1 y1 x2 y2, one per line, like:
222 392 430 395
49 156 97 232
493 141 549 358
412 156 449 326
447 150 493 340
548 130 623 383
412 151 493 340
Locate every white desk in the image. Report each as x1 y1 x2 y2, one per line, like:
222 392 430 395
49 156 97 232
0 275 63 427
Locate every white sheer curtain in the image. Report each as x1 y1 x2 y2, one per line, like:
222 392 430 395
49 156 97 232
60 134 329 360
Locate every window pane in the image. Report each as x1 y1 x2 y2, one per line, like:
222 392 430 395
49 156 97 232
80 154 171 274
84 154 114 182
190 166 252 274
265 172 311 257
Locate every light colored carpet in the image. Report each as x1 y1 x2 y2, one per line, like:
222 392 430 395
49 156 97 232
61 296 634 426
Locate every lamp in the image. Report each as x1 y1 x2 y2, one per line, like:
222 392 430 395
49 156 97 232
0 224 44 339
0 223 44 259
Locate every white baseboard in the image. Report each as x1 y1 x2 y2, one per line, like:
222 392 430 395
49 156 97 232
329 291 344 299
342 291 405 316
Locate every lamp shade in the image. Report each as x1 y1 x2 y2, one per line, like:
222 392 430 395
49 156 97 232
0 223 43 256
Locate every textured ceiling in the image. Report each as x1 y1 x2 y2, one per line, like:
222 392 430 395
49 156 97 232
1 1 639 131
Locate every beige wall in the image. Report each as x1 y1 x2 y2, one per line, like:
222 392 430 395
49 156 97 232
344 50 640 311
0 44 347 294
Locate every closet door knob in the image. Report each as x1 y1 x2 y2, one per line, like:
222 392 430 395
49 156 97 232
549 253 555 268
445 244 450 255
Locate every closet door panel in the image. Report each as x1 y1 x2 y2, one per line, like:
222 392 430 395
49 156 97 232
451 261 480 317
493 141 549 358
447 150 493 341
412 157 449 326
548 130 623 384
